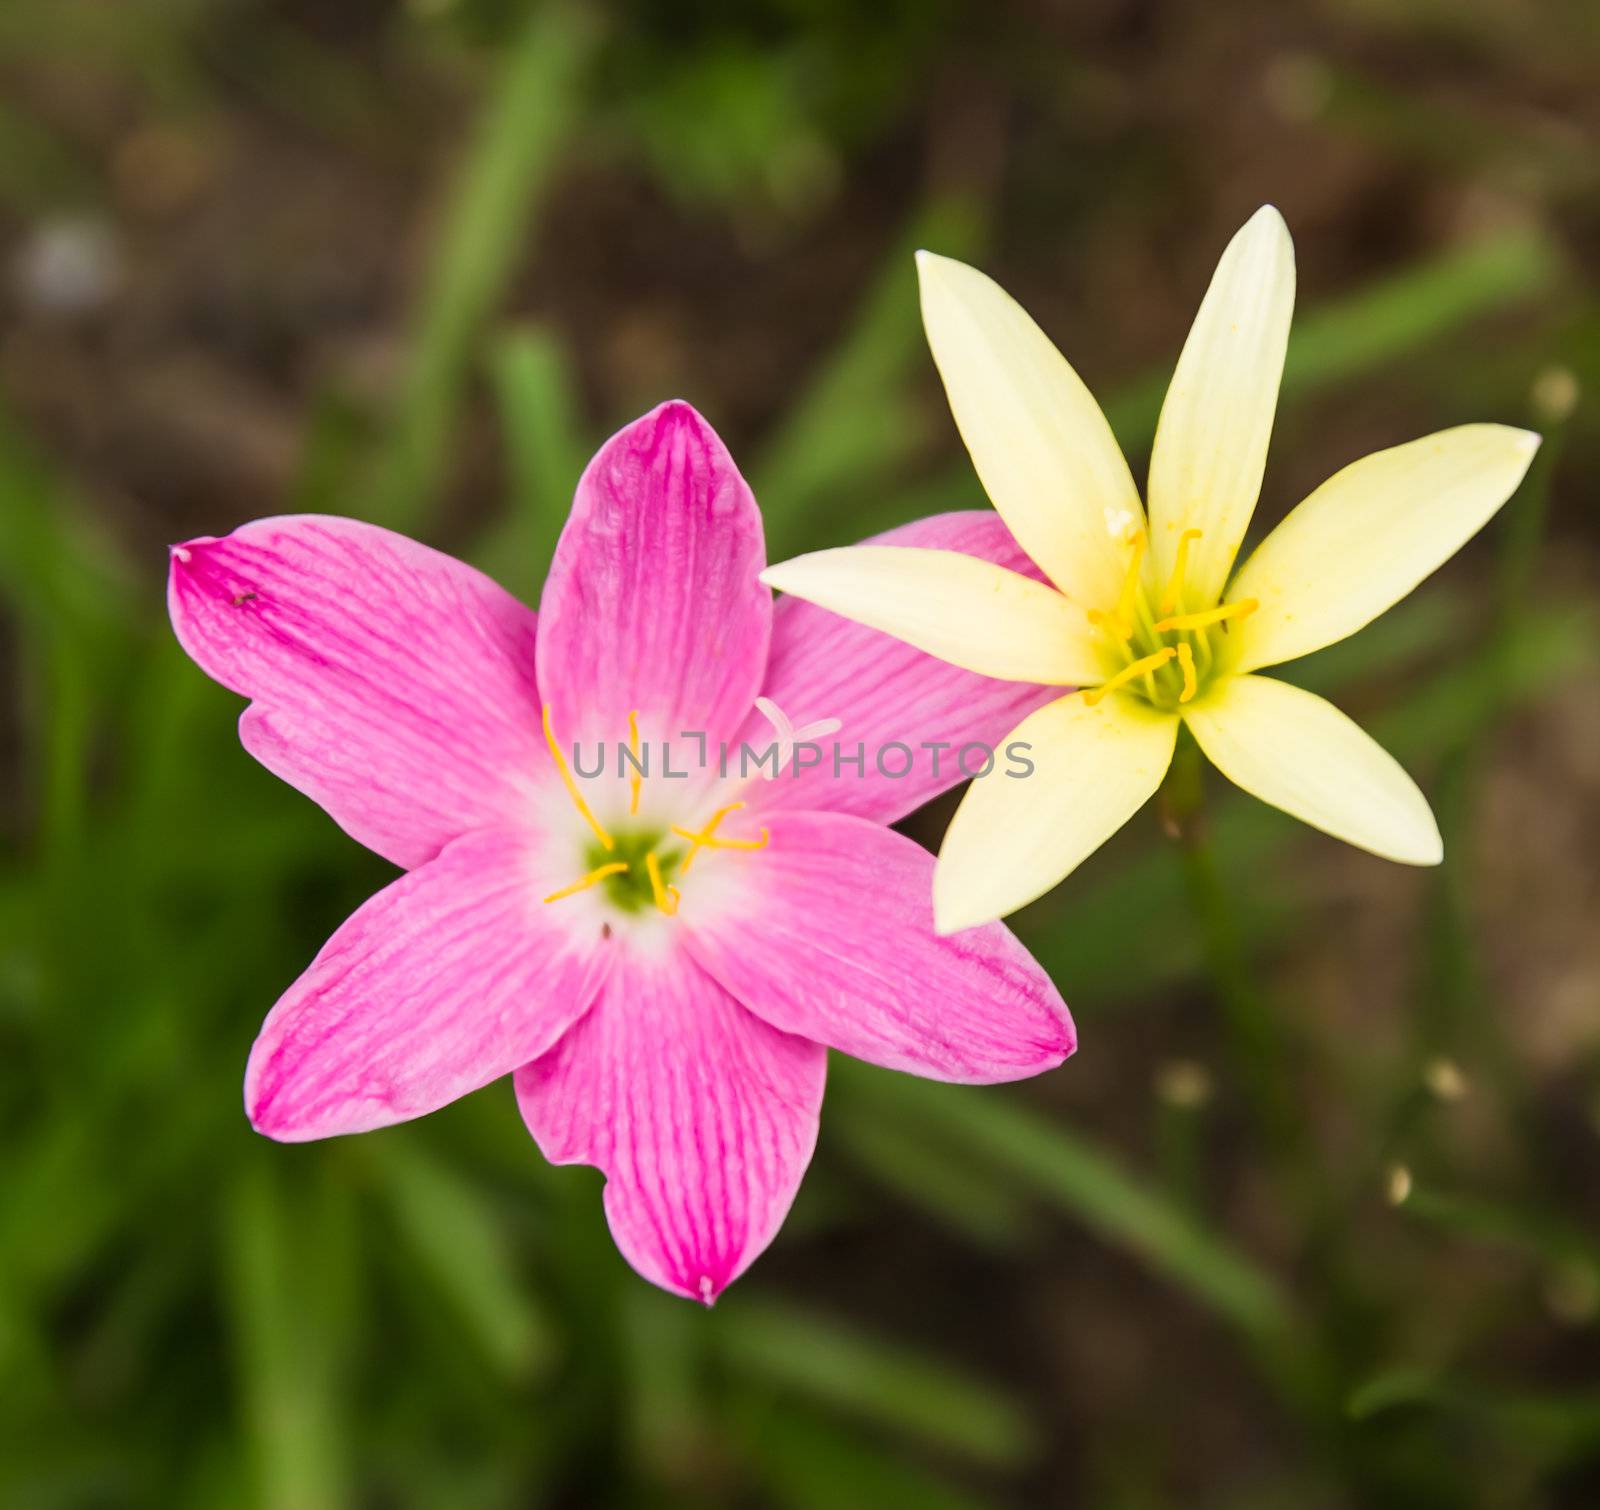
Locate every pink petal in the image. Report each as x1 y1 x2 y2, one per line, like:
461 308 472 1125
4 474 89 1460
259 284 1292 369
536 401 770 755
745 511 1059 824
169 515 543 870
247 828 606 1141
514 947 825 1303
683 810 1074 1083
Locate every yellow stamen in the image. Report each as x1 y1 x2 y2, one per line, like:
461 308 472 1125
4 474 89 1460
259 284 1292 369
670 801 769 874
627 709 642 816
1087 534 1149 639
1151 598 1259 634
645 851 680 916
1114 533 1147 638
1159 528 1203 614
1175 641 1197 703
1082 648 1176 707
542 705 613 851
542 861 628 905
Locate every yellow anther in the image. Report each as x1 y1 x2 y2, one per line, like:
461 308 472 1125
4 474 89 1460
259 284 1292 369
542 705 614 850
1159 528 1203 614
644 851 680 916
1151 598 1259 635
670 800 769 874
1082 648 1176 707
627 709 642 816
1087 607 1131 641
542 861 629 905
1175 641 1197 703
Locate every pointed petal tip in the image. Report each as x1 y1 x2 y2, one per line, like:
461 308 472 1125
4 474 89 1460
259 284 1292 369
645 1264 732 1305
1240 204 1292 248
651 395 702 422
926 898 1078 1064
757 553 825 595
599 399 721 459
1018 1014 1078 1072
914 248 972 287
1371 819 1443 867
241 1027 341 1144
166 536 234 607
1232 203 1294 269
241 1055 387 1144
167 536 216 575
645 1262 731 1306
931 894 999 938
1476 421 1543 459
628 396 713 439
241 1048 286 1140
244 1107 289 1142
693 1274 723 1307
242 1083 302 1144
1404 824 1445 867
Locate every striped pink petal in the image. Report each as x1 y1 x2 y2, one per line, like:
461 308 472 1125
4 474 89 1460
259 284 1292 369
169 515 543 870
514 946 825 1303
684 810 1074 1082
536 401 771 755
247 828 606 1141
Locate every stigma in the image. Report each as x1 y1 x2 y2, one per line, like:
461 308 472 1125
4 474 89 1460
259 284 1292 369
670 801 769 874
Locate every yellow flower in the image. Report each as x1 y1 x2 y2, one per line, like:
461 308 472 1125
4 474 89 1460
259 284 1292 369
761 207 1540 933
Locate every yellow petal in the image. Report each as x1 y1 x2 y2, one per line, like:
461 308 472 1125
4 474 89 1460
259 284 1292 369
916 251 1143 610
933 693 1178 932
1226 425 1542 673
1183 675 1441 864
1147 206 1295 607
761 547 1102 685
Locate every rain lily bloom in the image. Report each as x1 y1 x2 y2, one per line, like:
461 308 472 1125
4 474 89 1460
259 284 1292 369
762 207 1541 933
168 401 1073 1302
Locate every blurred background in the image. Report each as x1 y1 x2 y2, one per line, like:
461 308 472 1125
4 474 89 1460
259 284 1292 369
1 1 1597 1505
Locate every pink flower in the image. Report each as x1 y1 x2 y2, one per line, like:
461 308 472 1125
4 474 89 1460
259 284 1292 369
169 401 1073 1302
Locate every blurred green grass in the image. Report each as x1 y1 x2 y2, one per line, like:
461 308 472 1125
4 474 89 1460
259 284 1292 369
2 2 1598 1507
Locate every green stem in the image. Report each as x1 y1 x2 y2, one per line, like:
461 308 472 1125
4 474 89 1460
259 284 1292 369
1159 732 1300 1157
1156 737 1360 1471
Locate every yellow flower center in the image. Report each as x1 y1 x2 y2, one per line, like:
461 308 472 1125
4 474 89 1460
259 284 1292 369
1082 527 1257 710
540 708 769 917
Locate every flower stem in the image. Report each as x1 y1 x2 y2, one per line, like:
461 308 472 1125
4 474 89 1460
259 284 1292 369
1158 731 1300 1157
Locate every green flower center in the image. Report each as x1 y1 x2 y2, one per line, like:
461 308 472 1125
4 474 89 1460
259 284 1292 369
584 828 685 915
1084 527 1257 712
